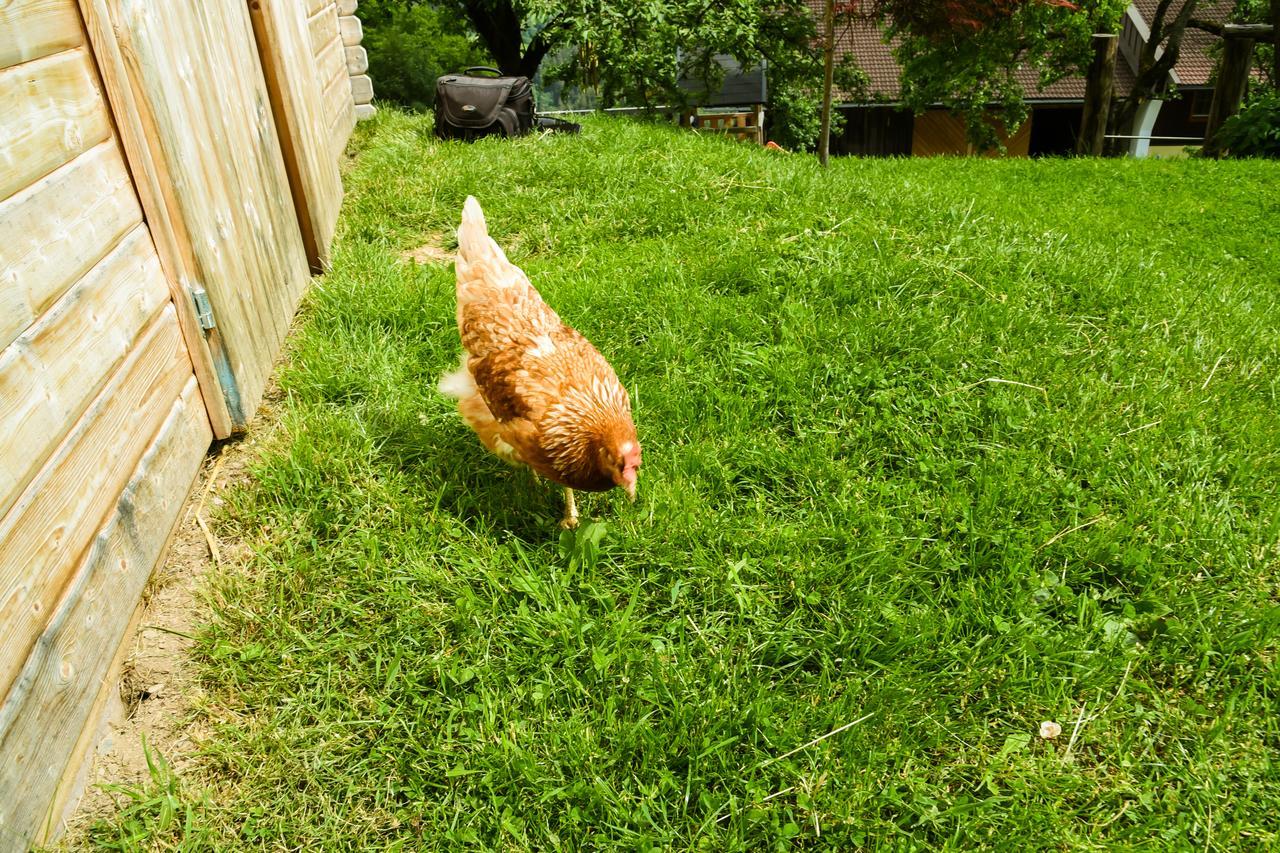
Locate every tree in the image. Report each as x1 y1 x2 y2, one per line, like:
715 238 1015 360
439 0 563 79
359 0 492 107
1107 0 1277 154
863 0 1128 150
429 0 841 148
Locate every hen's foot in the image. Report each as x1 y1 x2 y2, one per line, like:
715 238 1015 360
559 487 579 529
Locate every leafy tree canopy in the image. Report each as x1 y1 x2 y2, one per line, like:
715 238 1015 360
861 0 1129 149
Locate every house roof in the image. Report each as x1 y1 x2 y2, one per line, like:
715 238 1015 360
818 1 1223 105
1130 0 1234 86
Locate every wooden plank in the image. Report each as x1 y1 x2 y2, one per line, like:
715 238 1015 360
248 0 344 270
339 14 362 46
0 139 143 351
344 44 368 75
912 111 969 157
349 73 373 105
355 102 376 121
0 306 193 704
323 59 356 153
85 0 312 429
42 586 142 845
0 47 112 202
337 0 358 16
305 0 331 17
912 110 1029 157
76 0 234 439
1004 118 1031 157
308 4 340 56
319 36 348 111
0 0 84 69
316 31 346 95
0 377 209 851
0 225 168 522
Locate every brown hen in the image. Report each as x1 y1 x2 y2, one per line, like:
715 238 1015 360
439 196 641 528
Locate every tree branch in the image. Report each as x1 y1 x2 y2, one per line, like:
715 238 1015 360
1186 16 1222 36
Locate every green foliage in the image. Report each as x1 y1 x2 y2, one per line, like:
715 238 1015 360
536 1 815 104
359 0 491 108
878 0 1128 150
767 53 866 152
1215 90 1280 157
90 111 1280 849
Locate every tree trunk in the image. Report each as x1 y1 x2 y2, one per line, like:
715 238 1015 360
818 0 835 166
1077 34 1117 156
1203 36 1257 157
460 0 527 77
1108 0 1200 155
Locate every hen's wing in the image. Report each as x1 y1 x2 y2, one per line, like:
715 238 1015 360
454 196 568 424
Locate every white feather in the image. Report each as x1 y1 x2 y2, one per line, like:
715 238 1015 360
438 356 475 400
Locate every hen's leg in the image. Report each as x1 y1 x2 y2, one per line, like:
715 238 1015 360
560 487 579 529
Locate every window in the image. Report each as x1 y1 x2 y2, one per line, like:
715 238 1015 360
1189 90 1212 120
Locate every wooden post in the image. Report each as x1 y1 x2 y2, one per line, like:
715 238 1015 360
818 0 835 165
1203 34 1256 158
1077 33 1117 156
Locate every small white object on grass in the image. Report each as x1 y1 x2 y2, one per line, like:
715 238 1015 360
1040 720 1062 740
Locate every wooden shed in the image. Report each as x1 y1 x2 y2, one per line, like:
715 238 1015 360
0 0 370 846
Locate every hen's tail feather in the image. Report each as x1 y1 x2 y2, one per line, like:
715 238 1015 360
457 195 509 269
457 196 487 260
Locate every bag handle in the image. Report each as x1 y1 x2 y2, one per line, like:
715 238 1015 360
464 66 504 77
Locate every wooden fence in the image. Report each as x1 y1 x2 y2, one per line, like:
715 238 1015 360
0 0 368 846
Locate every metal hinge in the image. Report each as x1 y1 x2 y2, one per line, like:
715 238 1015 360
190 286 216 331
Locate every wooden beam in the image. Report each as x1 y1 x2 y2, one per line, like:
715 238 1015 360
0 47 112 202
0 0 84 69
337 0 358 15
344 45 368 75
349 73 373 105
0 378 209 851
0 225 168 522
1221 23 1275 39
76 0 234 438
1077 34 1118 156
1203 36 1256 158
339 15 363 46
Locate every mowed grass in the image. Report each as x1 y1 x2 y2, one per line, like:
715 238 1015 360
91 111 1279 850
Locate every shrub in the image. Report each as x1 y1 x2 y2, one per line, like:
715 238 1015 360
360 1 491 109
1213 90 1280 159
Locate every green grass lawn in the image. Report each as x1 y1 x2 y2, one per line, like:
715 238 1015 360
92 111 1280 850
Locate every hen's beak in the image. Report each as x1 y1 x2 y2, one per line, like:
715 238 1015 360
623 481 637 503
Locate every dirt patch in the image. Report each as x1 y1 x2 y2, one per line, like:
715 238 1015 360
55 390 281 845
401 233 454 265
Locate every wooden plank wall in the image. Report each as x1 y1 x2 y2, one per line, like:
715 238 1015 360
249 0 345 271
93 0 313 426
1 0 367 841
0 2 209 847
308 0 358 156
912 109 1032 157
